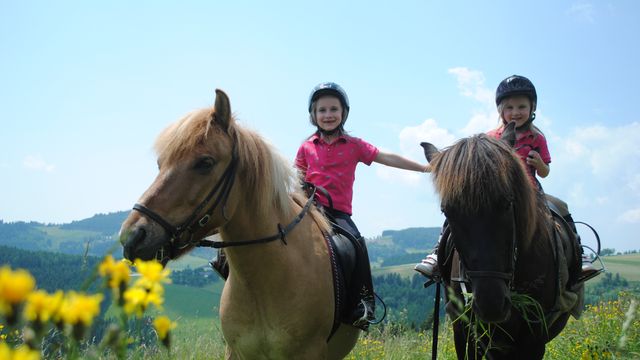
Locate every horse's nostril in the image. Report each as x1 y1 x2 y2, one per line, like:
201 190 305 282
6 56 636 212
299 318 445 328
123 226 147 260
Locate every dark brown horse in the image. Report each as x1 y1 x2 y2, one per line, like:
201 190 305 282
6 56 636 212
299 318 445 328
119 90 360 359
422 134 583 359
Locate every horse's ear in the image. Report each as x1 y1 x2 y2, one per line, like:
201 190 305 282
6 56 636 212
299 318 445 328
501 121 517 148
213 89 232 131
420 142 439 163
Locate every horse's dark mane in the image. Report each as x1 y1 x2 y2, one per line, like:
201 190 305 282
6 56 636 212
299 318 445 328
430 134 548 249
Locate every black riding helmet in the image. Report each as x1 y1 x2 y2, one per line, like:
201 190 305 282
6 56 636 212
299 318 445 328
496 75 538 129
308 82 350 131
495 75 537 112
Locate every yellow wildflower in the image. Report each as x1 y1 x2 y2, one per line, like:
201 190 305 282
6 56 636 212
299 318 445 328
153 315 176 340
99 255 131 290
0 342 40 360
0 342 9 359
133 259 171 289
23 290 63 324
11 345 41 360
59 291 103 326
123 284 164 317
123 287 147 316
0 266 36 315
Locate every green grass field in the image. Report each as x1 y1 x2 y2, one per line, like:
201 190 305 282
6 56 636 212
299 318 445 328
161 283 222 320
166 254 211 271
601 253 640 282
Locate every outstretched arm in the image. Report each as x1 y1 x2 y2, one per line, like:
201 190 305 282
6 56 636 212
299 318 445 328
374 151 430 173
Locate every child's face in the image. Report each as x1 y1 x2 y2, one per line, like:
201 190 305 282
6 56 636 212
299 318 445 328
501 95 532 128
315 96 343 132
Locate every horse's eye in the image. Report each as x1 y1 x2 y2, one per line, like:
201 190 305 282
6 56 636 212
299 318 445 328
194 157 215 173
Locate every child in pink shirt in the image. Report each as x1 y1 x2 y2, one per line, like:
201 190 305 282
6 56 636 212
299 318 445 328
296 82 429 330
415 75 597 280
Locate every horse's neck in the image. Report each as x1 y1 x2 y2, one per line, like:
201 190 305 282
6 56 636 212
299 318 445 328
514 222 556 299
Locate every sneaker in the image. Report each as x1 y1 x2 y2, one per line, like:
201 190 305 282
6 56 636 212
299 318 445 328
414 254 438 277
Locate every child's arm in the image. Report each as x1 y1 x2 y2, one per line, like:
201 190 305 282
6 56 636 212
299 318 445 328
374 151 430 173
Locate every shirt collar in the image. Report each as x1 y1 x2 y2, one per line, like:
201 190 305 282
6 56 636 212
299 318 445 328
311 133 348 144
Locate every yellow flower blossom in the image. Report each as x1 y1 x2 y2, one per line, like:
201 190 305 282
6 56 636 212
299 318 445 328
0 342 40 360
123 284 164 317
23 290 63 324
0 266 36 315
12 345 41 360
99 255 131 290
58 291 103 326
133 259 171 289
0 342 9 359
153 315 176 340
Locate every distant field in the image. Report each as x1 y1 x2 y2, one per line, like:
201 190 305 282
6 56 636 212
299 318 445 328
167 254 211 270
160 283 222 320
373 253 640 283
373 263 417 279
37 225 115 247
600 253 640 282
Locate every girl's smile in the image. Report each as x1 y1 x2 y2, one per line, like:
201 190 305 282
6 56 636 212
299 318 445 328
315 96 343 132
501 95 532 128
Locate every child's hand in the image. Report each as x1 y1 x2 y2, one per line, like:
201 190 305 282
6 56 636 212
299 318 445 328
526 150 542 167
525 150 549 176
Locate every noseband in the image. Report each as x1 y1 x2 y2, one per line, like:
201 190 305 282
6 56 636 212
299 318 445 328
132 141 239 261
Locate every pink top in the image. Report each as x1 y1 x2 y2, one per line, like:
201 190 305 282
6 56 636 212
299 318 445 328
487 127 551 185
295 134 379 215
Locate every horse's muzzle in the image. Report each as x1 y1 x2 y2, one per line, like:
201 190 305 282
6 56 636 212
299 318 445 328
471 279 512 323
120 225 157 262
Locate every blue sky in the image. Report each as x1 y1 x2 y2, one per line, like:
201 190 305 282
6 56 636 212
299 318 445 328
1 1 638 252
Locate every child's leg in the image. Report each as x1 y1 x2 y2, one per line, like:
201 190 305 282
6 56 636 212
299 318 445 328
328 211 376 330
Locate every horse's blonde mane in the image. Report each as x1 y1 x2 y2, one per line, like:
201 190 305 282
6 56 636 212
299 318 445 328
430 134 544 246
153 107 328 226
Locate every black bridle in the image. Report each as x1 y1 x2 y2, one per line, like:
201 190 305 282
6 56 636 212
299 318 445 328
460 200 519 290
132 141 239 261
132 138 318 261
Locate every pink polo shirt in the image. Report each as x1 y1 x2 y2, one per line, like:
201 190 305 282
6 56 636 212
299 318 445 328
487 127 551 185
295 134 379 215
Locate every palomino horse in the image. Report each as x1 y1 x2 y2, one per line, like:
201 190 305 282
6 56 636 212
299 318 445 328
422 134 583 360
119 90 360 359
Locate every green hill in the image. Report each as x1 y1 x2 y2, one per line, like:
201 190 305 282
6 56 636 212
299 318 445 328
59 211 130 235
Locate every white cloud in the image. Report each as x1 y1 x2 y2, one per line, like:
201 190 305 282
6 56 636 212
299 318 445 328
618 208 640 224
448 67 497 135
568 2 596 23
23 155 55 172
460 112 496 136
448 67 494 105
560 123 640 180
399 118 456 153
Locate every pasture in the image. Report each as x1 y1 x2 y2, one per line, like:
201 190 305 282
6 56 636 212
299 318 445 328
601 253 640 282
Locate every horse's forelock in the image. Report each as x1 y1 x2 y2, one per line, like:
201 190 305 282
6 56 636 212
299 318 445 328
434 134 546 249
154 108 213 164
154 108 296 219
434 135 516 213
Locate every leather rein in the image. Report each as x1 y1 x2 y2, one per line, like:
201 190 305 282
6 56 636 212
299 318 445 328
132 138 316 261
